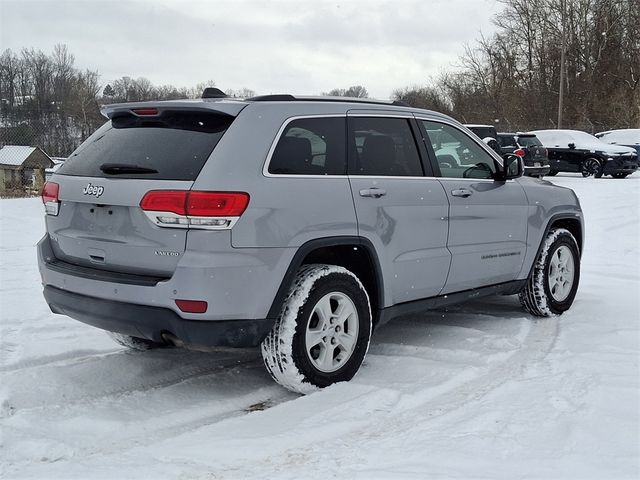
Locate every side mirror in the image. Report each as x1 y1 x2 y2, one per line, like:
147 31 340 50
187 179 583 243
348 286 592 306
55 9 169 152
483 136 501 154
568 142 576 149
495 153 523 181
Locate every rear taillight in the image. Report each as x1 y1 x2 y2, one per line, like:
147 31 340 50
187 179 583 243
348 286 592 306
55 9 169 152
140 191 250 230
140 190 188 215
187 191 250 216
514 148 526 157
41 181 60 216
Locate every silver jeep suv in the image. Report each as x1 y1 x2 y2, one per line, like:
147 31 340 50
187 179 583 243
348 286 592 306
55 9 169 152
38 91 583 394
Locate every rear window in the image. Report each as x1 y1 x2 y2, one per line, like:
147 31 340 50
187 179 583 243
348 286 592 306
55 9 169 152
57 111 233 180
517 135 542 147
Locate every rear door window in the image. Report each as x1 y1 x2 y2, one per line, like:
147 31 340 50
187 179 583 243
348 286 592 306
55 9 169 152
268 117 346 175
57 111 233 180
348 117 423 176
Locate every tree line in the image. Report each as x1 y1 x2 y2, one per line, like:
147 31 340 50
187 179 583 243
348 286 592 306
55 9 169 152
1 0 638 157
394 0 639 132
0 45 256 157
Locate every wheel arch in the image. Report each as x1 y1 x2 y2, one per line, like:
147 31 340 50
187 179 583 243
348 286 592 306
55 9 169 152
267 236 384 325
526 213 583 279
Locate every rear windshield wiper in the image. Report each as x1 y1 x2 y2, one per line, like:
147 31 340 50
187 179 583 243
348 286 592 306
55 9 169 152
100 163 158 175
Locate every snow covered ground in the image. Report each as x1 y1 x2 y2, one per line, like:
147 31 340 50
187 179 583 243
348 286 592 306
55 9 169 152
1 174 638 479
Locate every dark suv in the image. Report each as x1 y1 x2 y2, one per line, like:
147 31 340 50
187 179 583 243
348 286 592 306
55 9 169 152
531 129 638 178
497 133 550 177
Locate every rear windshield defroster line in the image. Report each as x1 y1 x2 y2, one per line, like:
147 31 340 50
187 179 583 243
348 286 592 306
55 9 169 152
57 111 234 181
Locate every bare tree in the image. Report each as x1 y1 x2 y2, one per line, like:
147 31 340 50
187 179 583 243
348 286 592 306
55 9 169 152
323 85 369 98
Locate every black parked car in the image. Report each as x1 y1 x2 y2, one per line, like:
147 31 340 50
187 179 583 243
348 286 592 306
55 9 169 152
497 133 550 177
530 129 638 178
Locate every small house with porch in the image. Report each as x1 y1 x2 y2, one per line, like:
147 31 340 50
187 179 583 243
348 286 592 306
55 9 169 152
0 145 54 195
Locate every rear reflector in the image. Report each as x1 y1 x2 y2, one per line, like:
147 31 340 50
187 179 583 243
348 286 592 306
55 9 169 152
175 299 208 313
41 181 60 215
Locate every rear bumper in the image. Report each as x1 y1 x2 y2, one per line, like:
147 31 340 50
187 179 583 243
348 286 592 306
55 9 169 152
43 285 274 348
38 233 295 321
524 165 551 176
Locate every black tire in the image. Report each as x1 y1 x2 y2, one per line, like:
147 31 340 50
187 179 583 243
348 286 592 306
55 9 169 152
519 228 580 317
107 332 167 351
581 157 602 178
613 173 628 179
546 170 558 176
261 264 372 394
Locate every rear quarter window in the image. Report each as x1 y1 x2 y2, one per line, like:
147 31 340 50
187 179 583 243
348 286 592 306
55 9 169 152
57 111 233 180
268 117 346 175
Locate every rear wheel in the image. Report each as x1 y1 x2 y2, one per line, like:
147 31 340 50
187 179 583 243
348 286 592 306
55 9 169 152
107 332 167 351
581 158 602 178
519 228 580 316
613 173 628 179
261 264 372 394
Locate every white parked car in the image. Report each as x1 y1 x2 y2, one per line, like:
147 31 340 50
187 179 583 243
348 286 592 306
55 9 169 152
595 129 640 157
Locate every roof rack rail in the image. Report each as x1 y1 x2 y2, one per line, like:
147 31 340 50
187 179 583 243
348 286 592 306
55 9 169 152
246 94 411 108
246 94 296 102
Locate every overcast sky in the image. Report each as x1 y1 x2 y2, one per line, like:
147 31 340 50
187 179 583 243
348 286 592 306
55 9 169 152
0 0 499 99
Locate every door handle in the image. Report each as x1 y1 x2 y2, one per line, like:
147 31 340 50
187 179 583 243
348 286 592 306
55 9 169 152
359 188 387 198
451 188 473 198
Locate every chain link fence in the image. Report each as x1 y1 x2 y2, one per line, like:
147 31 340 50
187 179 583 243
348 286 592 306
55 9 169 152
0 113 87 198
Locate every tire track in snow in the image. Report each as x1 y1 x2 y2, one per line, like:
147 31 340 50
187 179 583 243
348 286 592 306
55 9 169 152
1 348 263 414
3 306 559 474
219 315 561 476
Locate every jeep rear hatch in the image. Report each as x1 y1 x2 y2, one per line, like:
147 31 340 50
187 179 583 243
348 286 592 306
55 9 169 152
45 106 240 277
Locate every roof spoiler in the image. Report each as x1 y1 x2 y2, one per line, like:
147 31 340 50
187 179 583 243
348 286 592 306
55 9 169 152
100 100 247 119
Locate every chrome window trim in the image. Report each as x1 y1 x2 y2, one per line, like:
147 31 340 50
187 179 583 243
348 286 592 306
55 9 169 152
263 112 421 178
262 114 347 178
347 112 415 119
262 112 508 180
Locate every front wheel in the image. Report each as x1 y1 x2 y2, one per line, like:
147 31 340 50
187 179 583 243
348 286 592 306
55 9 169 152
519 228 580 316
581 158 602 178
261 264 372 394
